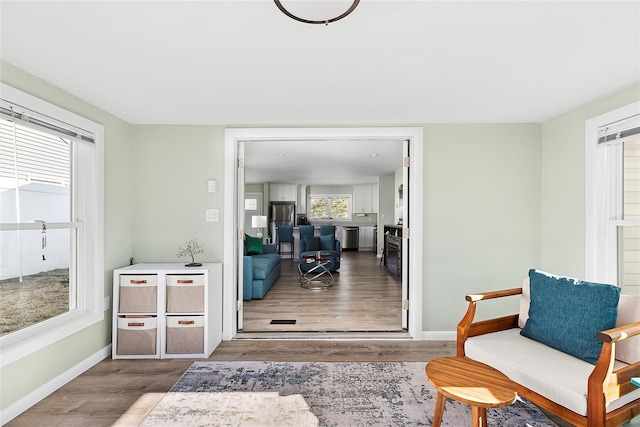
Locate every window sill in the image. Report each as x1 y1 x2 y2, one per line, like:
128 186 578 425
0 308 103 367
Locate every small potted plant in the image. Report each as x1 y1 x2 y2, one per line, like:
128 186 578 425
177 238 204 267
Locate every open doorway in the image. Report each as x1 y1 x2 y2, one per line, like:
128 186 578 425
223 128 424 341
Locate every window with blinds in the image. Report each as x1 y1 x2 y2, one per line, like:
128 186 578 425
0 111 76 335
0 84 104 366
589 110 640 296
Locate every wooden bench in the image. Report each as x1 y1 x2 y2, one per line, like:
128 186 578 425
457 287 640 427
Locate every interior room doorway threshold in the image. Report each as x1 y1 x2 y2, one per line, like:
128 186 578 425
234 331 412 340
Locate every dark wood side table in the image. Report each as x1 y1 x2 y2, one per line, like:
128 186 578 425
425 357 517 427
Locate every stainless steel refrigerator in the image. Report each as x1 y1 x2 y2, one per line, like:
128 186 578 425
271 202 295 226
270 202 295 242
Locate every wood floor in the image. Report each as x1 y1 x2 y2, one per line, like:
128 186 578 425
7 340 457 427
242 250 403 333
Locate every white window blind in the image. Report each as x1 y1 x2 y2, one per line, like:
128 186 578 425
597 115 640 145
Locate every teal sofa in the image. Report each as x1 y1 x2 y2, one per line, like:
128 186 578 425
243 243 281 300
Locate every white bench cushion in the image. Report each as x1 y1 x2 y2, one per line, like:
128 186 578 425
465 328 640 416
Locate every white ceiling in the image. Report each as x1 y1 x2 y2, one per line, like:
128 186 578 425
244 137 404 184
1 1 639 184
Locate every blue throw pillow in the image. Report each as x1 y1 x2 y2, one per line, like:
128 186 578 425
245 235 263 255
304 236 320 251
319 234 335 251
520 269 620 364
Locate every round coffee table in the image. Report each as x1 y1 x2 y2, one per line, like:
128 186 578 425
425 357 517 427
298 255 333 290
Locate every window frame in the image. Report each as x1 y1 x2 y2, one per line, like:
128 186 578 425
308 193 352 221
0 83 104 367
585 101 640 285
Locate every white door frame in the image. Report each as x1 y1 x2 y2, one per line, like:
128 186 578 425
223 127 424 341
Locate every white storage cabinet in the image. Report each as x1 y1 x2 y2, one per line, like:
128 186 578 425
358 226 375 251
112 263 222 359
353 184 379 214
269 183 297 202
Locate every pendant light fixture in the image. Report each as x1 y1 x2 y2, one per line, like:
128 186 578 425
274 0 360 25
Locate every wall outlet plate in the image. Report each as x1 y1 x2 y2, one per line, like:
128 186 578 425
206 209 219 222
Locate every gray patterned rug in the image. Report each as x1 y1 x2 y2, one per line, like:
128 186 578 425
141 361 557 426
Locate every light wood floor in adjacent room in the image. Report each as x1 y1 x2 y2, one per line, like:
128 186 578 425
242 250 403 333
7 340 457 427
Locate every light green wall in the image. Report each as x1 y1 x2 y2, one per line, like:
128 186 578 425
422 124 542 330
131 125 226 263
0 60 133 411
378 175 395 256
245 184 264 193
540 84 640 277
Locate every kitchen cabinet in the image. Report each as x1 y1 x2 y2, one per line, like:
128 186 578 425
270 184 297 202
353 184 378 213
297 184 307 213
358 226 375 251
112 263 222 359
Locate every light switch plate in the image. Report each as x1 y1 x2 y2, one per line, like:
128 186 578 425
207 180 216 192
206 209 219 222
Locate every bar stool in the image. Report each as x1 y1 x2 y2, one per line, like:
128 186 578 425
277 225 294 260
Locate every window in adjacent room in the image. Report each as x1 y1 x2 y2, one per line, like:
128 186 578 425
586 103 640 296
244 198 258 211
309 194 351 220
0 84 104 366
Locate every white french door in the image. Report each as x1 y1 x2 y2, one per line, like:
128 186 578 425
402 139 410 329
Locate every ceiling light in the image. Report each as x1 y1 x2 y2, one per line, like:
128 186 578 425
274 0 360 25
371 153 378 157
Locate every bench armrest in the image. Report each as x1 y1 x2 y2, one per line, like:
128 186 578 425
457 287 522 357
597 321 640 343
588 321 640 424
465 287 523 302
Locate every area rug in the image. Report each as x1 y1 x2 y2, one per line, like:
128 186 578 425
141 361 558 426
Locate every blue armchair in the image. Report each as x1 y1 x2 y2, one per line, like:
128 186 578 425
298 234 341 272
299 225 314 242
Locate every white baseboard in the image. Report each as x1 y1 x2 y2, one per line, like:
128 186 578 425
1 344 112 425
418 331 456 341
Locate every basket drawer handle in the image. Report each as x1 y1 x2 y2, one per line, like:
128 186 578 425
127 322 144 327
178 320 195 325
130 280 147 284
177 280 194 284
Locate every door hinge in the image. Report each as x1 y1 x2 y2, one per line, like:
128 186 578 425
238 157 244 168
402 299 409 310
237 229 244 239
403 156 410 167
237 300 243 311
403 227 409 239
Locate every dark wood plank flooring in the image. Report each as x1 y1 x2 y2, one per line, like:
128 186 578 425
7 340 456 427
242 250 403 332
